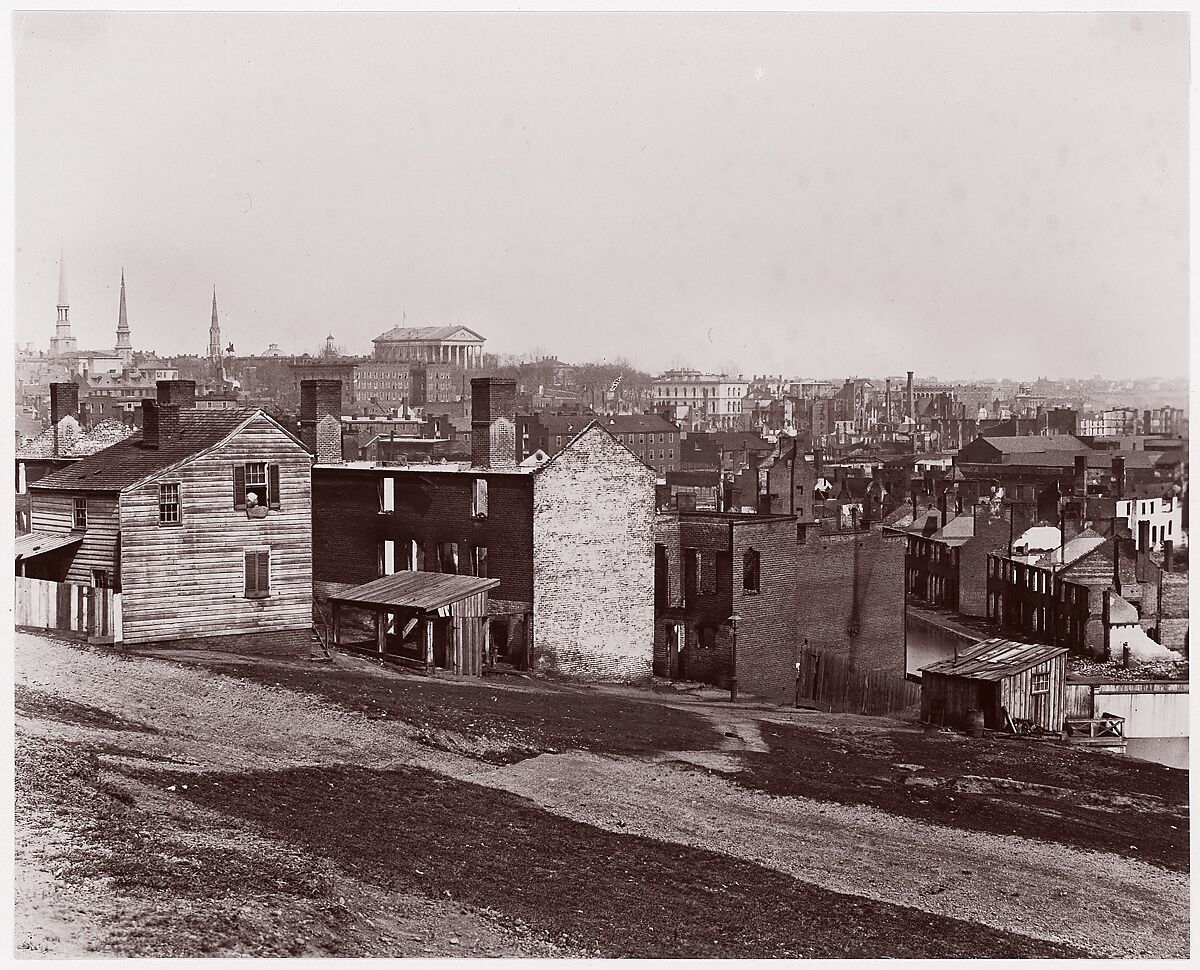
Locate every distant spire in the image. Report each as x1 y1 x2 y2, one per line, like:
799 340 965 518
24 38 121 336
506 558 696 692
208 285 222 361
114 268 132 357
57 244 68 308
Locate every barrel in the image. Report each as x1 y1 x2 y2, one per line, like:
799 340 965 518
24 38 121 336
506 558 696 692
966 708 985 738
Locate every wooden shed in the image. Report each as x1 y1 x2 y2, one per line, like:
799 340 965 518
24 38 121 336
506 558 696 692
920 638 1068 732
328 571 499 677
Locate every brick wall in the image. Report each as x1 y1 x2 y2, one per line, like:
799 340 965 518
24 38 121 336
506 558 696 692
532 424 656 681
797 528 906 673
732 517 799 700
311 467 535 611
957 505 1012 616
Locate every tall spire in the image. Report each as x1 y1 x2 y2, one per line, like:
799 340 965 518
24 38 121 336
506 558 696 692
114 268 132 361
208 285 222 361
50 245 76 355
57 244 68 308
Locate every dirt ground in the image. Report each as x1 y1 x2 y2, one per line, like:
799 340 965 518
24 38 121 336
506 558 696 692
13 630 1191 958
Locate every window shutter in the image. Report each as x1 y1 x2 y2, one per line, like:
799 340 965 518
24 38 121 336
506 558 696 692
234 465 247 510
258 551 270 594
268 464 281 509
244 551 255 596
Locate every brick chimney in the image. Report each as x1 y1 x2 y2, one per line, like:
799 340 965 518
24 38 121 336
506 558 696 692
1111 455 1126 500
141 399 161 448
50 381 79 426
471 378 517 470
1073 455 1087 496
50 381 80 456
1163 539 1174 573
299 379 342 454
157 379 196 408
315 413 344 464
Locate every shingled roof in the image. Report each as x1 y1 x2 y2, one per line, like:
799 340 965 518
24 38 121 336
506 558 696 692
29 409 262 492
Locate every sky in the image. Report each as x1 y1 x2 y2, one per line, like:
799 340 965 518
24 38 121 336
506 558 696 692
12 11 1190 380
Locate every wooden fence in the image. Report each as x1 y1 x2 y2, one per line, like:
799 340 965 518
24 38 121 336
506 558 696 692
794 648 921 716
14 577 118 642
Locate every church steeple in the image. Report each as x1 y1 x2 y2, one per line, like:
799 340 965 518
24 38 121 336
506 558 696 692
208 286 222 361
50 245 77 356
115 269 133 363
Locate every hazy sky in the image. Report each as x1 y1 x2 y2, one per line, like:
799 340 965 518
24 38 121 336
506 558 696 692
13 11 1189 379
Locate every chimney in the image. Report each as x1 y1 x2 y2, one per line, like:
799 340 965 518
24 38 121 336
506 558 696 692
141 399 161 449
1143 409 1152 436
1073 455 1087 496
938 487 949 527
1111 455 1126 500
157 379 196 408
906 370 914 420
50 381 79 426
884 378 892 424
158 403 182 440
315 413 344 464
300 379 342 454
1163 539 1174 573
471 378 518 470
813 446 823 477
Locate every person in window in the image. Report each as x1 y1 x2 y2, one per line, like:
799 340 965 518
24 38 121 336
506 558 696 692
245 490 269 519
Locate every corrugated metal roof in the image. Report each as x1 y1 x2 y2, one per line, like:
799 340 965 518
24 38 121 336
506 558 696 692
329 571 499 611
15 531 83 561
921 637 1067 681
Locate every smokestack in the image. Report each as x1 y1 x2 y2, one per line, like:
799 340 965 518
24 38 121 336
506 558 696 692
1073 455 1087 496
471 378 518 470
884 378 891 425
906 370 914 420
1111 455 1126 500
157 379 196 408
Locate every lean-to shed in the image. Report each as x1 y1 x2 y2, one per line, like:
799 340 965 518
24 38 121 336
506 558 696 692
920 637 1067 732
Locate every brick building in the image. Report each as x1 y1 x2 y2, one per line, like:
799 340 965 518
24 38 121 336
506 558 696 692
311 378 656 681
796 526 906 674
653 511 798 699
519 412 680 475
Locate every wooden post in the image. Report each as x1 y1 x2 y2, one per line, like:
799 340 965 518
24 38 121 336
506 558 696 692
377 610 386 656
424 618 434 670
332 602 341 646
453 621 462 676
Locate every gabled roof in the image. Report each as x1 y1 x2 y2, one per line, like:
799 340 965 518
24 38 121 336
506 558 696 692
29 409 290 492
921 637 1067 680
372 325 485 343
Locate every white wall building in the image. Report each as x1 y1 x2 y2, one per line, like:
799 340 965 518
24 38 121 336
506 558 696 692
1117 493 1184 551
652 370 746 430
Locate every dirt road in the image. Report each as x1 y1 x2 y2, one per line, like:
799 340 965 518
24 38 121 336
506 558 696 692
14 631 1189 958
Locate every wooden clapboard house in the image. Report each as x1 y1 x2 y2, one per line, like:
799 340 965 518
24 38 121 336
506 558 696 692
26 381 313 644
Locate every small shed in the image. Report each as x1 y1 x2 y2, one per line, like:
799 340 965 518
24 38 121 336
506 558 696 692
328 571 500 677
920 638 1068 732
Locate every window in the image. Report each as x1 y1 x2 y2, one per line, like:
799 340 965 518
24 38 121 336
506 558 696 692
380 476 395 513
436 541 459 574
234 462 280 510
91 569 109 589
244 549 270 598
472 545 488 577
158 483 181 525
382 539 397 574
743 548 761 593
1031 671 1050 694
73 497 88 530
472 478 488 518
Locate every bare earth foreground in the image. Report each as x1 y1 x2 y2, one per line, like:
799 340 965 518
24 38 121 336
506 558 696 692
14 630 1190 958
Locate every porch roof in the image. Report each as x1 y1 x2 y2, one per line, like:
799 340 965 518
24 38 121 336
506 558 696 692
15 531 83 562
328 571 499 612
